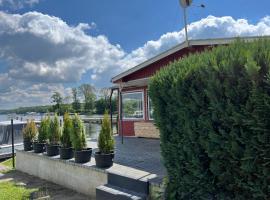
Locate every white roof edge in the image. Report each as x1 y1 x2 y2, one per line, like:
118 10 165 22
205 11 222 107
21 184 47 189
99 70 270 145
111 40 188 83
111 35 270 83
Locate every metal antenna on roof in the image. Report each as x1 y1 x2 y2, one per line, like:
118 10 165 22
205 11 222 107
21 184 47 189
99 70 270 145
179 0 193 47
179 1 205 47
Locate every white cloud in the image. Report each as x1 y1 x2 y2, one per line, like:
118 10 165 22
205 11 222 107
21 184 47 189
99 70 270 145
0 11 125 83
0 83 72 109
0 0 39 9
0 11 125 109
1 13 270 109
119 15 270 70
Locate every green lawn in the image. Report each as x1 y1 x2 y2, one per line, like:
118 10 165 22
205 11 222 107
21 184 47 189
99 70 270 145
1 157 15 168
0 182 36 200
0 158 38 200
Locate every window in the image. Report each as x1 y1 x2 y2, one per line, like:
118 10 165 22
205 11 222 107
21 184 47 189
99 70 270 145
122 91 144 119
148 92 154 120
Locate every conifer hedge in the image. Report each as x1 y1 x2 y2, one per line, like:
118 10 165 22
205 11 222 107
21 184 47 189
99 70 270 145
149 39 270 199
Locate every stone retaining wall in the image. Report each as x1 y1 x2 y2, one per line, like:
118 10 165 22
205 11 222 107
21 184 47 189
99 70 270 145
134 122 160 138
16 150 107 198
16 150 165 199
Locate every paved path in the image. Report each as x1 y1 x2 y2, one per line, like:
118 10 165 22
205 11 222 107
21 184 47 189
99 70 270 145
0 164 9 172
88 136 167 183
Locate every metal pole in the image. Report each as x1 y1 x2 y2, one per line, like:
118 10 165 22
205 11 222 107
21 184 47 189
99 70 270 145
109 89 113 132
11 119 15 168
183 7 189 47
119 90 123 144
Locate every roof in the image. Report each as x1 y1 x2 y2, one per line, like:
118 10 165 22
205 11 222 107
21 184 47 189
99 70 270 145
111 36 270 83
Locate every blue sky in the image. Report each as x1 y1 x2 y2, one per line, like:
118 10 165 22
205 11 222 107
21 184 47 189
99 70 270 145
0 0 270 109
16 0 270 51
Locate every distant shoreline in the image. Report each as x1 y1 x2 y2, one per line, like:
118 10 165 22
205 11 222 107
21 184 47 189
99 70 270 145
0 105 52 115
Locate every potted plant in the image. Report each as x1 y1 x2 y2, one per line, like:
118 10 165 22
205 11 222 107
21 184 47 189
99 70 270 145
46 114 61 156
33 117 49 153
95 112 115 168
71 114 92 163
60 113 73 159
23 120 37 151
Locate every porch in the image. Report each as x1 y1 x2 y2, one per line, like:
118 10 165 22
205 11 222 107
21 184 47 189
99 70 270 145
16 136 166 199
89 135 166 184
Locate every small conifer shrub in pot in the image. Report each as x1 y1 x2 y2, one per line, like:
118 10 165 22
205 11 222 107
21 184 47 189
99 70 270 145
60 113 74 159
95 112 114 168
71 114 92 163
23 120 37 151
46 114 61 156
33 117 49 153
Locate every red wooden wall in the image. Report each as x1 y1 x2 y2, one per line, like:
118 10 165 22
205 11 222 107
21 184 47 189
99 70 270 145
116 45 212 136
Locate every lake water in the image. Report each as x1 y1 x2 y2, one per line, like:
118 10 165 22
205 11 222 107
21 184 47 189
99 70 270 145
0 113 116 141
0 113 116 155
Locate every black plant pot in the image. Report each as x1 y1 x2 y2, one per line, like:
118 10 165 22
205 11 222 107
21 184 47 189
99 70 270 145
95 151 114 168
33 142 45 153
23 140 32 151
60 147 73 160
74 148 92 163
46 144 60 157
110 151 115 159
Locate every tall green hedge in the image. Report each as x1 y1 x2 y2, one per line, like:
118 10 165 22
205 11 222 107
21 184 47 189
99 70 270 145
149 38 270 200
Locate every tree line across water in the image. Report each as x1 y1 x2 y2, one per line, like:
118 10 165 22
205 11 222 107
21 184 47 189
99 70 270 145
0 84 117 115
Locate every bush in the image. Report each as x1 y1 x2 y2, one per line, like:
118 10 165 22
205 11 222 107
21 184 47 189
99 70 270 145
48 114 61 145
38 116 50 143
98 111 114 154
71 114 86 151
149 38 270 199
61 113 73 148
22 120 37 141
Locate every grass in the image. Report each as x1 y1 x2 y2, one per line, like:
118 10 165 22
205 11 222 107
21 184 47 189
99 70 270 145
0 182 36 200
1 157 15 169
0 157 38 200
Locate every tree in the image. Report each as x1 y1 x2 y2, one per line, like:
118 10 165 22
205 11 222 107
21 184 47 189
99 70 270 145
99 88 111 102
48 114 61 145
95 98 107 114
72 88 81 113
71 114 86 150
98 111 114 154
95 88 117 114
95 98 117 114
22 120 38 141
79 84 96 113
51 92 63 113
61 112 73 148
38 116 50 143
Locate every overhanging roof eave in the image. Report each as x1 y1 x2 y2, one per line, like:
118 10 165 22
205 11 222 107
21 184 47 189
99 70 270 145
111 35 270 83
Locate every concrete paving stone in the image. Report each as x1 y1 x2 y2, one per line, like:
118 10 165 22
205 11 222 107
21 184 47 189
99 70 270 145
87 136 166 185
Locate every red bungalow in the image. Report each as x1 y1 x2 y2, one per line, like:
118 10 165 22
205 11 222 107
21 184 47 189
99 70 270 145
111 36 264 138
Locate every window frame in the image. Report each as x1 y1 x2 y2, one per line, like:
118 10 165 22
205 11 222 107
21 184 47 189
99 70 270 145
121 90 145 121
147 91 154 120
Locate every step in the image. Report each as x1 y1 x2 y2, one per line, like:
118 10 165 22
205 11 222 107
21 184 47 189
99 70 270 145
108 172 149 195
96 184 147 200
